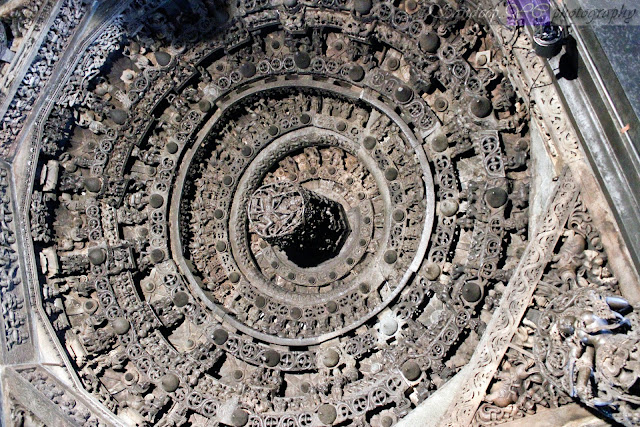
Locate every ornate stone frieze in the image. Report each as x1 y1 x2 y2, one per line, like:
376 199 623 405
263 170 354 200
0 0 637 426
0 1 41 45
61 16 125 108
19 0 538 424
0 162 32 362
4 365 116 426
0 0 49 94
0 0 87 158
440 167 578 427
436 1 640 425
482 6 582 167
472 193 640 426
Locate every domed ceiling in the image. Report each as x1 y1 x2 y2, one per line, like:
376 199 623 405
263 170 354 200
0 0 639 426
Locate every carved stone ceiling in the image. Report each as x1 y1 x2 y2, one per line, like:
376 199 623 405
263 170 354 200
0 0 638 426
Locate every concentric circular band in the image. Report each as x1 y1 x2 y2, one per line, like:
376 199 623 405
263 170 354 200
169 81 435 345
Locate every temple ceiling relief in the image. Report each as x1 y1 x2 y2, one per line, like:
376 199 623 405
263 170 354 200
0 0 639 426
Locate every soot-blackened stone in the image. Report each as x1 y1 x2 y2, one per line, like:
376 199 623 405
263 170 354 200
173 291 189 307
384 250 397 264
263 349 280 367
198 100 212 112
88 247 106 265
149 194 164 208
419 33 440 53
440 199 459 217
109 109 127 125
363 136 376 149
323 349 340 367
470 96 493 118
294 51 311 69
112 317 131 335
213 329 228 345
166 142 179 154
155 51 171 66
485 187 508 208
231 409 249 426
401 360 421 381
423 262 441 280
353 0 372 14
462 282 482 303
248 183 349 268
348 64 365 81
84 177 102 193
432 135 449 152
161 373 180 392
150 249 165 263
394 85 413 103
239 62 256 78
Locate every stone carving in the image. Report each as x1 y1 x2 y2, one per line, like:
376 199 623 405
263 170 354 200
0 18 15 64
474 345 572 425
248 182 349 266
0 0 86 158
430 0 640 423
0 1 40 41
0 165 30 357
441 169 578 426
535 289 640 425
18 0 527 425
16 366 110 426
0 0 53 115
471 189 639 426
485 4 582 164
21 0 538 422
8 397 46 427
61 16 124 108
0 0 629 425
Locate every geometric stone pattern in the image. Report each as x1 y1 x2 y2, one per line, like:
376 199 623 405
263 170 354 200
4 365 114 426
23 0 535 425
471 192 640 426
0 162 32 363
441 167 580 427
0 0 637 426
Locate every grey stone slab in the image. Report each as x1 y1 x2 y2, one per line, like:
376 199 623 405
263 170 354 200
590 24 640 120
